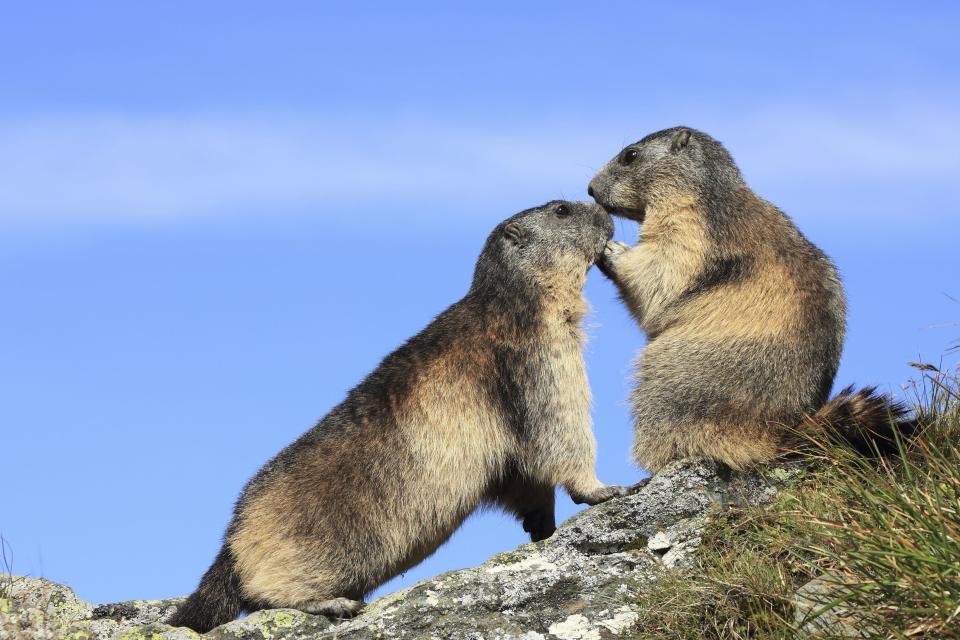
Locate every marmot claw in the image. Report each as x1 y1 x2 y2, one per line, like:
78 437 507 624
597 241 629 277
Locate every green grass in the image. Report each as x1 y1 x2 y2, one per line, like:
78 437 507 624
631 365 960 639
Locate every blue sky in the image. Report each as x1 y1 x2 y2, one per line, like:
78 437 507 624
2 1 958 607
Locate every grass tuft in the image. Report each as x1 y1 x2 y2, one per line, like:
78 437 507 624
631 364 960 639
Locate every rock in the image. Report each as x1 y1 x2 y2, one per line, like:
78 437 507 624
793 573 875 638
0 577 191 640
91 597 185 627
302 459 804 639
208 609 331 639
646 532 672 553
3 575 92 622
0 459 806 639
645 516 706 570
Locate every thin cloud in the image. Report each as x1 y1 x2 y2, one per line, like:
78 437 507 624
0 106 956 228
723 106 960 185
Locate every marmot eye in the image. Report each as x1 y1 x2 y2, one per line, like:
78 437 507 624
620 148 639 165
555 203 570 217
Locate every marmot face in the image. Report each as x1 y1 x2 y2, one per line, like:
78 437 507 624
473 200 613 292
588 127 742 225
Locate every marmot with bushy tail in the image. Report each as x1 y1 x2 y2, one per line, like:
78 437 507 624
588 126 909 472
167 200 627 633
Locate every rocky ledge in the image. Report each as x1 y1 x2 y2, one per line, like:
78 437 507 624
0 459 804 640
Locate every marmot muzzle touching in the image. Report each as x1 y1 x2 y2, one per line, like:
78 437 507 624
167 201 627 633
588 126 910 472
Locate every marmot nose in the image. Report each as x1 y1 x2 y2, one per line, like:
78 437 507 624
587 185 595 198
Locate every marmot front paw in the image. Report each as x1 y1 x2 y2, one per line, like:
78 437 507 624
597 241 629 278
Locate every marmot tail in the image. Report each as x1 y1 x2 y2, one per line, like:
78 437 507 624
166 545 244 633
801 386 915 456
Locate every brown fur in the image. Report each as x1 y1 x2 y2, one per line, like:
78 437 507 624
167 201 626 632
589 127 908 472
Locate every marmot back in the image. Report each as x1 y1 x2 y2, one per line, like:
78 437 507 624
167 200 626 633
588 126 907 471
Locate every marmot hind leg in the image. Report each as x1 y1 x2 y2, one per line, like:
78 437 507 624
294 597 363 619
632 414 781 472
632 380 784 472
697 420 781 470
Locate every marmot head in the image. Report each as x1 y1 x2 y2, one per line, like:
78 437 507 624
471 200 613 295
587 127 743 224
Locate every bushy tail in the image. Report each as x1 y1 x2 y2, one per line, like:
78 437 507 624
799 385 916 456
166 545 245 633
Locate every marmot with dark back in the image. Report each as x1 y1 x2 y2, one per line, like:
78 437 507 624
167 201 627 633
588 126 909 472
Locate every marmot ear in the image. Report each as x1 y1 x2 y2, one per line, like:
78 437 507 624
670 128 692 152
502 221 527 246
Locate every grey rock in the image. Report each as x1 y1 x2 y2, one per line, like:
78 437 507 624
648 516 706 570
794 574 875 638
91 596 185 627
0 576 191 639
645 531 672 552
208 609 331 639
1 458 806 639
315 459 804 639
2 575 93 622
